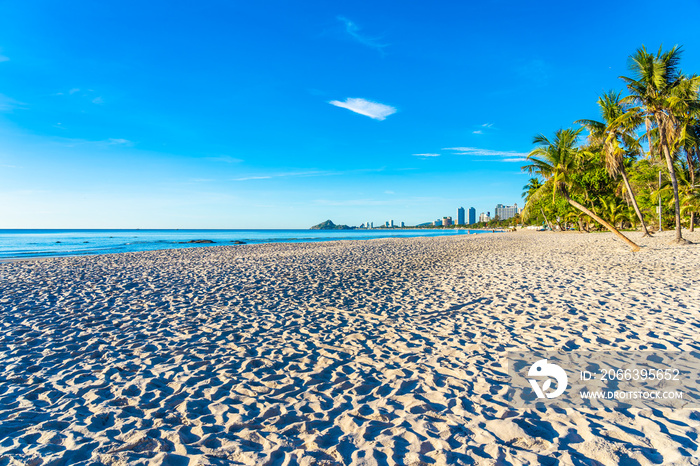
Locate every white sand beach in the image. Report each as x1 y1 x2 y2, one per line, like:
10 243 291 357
1 231 699 465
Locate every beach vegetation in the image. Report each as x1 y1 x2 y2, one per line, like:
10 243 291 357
521 44 700 245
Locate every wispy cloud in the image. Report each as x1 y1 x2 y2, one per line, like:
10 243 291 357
233 175 274 181
107 138 132 146
0 94 25 112
337 16 388 53
329 97 397 120
501 157 527 162
69 88 80 95
57 137 133 148
472 123 494 135
233 168 384 182
412 153 440 158
443 147 528 159
206 155 243 164
92 96 104 105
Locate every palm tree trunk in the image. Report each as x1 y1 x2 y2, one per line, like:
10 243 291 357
659 137 686 243
655 116 689 243
564 193 641 251
645 118 653 158
620 167 651 236
540 206 554 231
689 150 696 233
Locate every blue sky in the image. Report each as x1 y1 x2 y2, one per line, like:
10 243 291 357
1 1 700 228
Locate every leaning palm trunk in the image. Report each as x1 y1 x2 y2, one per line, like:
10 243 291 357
691 212 695 232
540 206 554 230
564 192 641 251
619 168 651 236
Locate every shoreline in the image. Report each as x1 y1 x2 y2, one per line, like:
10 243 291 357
1 231 699 464
0 229 506 263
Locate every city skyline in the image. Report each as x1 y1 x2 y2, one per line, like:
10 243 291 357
353 201 520 228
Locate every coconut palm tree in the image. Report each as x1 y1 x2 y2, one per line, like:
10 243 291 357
576 91 652 236
522 128 641 251
619 45 700 243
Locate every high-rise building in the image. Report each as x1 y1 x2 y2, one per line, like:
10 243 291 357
479 212 490 223
390 220 394 228
442 216 453 226
457 207 465 225
400 221 405 228
468 207 476 225
494 203 520 220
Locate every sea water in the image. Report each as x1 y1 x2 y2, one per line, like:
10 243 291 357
0 229 494 260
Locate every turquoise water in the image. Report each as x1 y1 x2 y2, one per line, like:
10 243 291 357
0 229 490 259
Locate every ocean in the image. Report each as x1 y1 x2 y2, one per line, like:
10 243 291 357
0 229 493 260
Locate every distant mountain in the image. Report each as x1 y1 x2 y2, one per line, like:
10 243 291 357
310 220 353 230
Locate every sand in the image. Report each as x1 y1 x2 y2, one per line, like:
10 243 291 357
0 230 699 465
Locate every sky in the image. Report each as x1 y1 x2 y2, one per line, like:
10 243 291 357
1 0 700 229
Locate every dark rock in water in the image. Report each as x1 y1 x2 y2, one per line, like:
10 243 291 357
179 239 215 244
56 241 61 244
83 241 89 243
230 240 246 244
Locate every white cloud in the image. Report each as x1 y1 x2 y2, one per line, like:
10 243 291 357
233 171 325 181
233 175 273 181
443 147 528 158
481 123 494 128
233 168 384 182
329 98 397 120
412 153 440 157
92 96 104 104
107 138 132 145
337 16 388 52
472 130 483 134
0 94 24 112
384 190 395 195
69 88 80 95
206 155 243 164
501 157 527 162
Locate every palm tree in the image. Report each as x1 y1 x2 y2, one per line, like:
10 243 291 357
522 128 641 251
620 45 700 243
576 91 652 236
